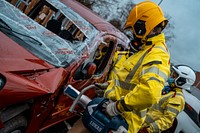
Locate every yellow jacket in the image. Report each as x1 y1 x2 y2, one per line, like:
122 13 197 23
108 51 129 81
104 33 170 133
144 88 185 133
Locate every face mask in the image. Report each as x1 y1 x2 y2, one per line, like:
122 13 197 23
129 38 143 52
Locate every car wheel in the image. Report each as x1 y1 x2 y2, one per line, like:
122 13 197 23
0 115 27 133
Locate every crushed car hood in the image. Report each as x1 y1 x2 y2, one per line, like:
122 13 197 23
0 32 54 72
0 32 68 108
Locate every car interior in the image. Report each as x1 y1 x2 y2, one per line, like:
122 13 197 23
7 0 86 42
73 41 115 80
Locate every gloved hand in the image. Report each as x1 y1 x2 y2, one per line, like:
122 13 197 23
104 100 121 117
95 89 104 97
94 82 109 97
95 82 109 90
139 127 149 133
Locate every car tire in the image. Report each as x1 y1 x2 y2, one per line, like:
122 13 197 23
0 115 27 133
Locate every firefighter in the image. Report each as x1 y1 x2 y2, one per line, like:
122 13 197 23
68 1 170 133
139 65 196 133
103 1 171 133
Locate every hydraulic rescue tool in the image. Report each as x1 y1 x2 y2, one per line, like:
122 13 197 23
64 84 128 133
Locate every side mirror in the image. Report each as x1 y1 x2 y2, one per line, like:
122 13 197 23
73 62 96 80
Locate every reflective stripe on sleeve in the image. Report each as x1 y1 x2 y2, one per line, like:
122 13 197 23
145 115 155 123
115 79 136 90
151 104 164 112
132 109 147 118
151 122 159 132
140 66 168 82
166 106 180 115
104 79 136 97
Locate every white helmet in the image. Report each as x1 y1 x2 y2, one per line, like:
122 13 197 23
171 65 196 90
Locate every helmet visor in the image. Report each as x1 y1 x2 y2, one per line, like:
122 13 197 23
176 77 187 86
133 20 146 37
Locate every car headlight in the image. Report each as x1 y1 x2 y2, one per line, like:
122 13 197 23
0 74 6 91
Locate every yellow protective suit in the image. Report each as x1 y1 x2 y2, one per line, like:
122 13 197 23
108 50 129 81
144 88 185 133
104 33 170 133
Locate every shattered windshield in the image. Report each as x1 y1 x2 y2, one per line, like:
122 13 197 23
47 0 97 39
0 0 99 67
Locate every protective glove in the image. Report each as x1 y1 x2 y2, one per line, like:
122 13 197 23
105 100 121 117
95 89 104 97
94 82 109 97
95 82 109 90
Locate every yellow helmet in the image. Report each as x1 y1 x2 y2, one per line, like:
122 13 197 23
125 1 168 41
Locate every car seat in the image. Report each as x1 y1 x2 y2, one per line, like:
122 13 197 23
58 29 74 42
46 19 62 35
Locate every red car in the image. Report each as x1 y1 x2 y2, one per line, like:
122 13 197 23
0 0 129 133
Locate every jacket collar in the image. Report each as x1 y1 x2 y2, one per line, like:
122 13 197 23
146 33 165 44
140 33 165 50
